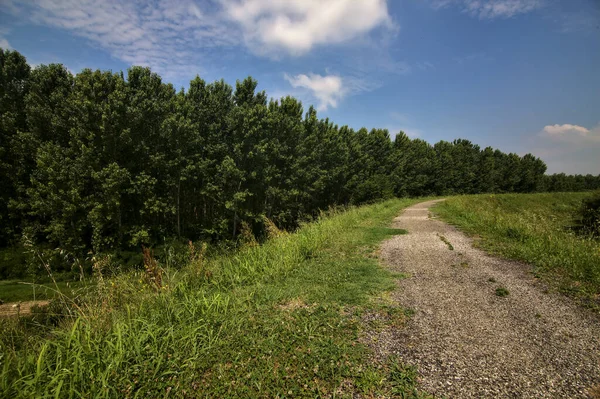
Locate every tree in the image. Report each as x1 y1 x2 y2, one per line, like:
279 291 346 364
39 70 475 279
0 48 594 273
0 49 30 245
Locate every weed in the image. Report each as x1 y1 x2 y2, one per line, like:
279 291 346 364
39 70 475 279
495 287 510 297
142 246 162 292
263 216 286 239
238 221 258 247
0 198 434 398
437 234 454 250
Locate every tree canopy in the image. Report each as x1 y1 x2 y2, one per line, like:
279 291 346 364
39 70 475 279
1 48 598 264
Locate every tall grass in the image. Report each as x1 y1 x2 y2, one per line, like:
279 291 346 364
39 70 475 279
434 193 600 305
1 199 432 398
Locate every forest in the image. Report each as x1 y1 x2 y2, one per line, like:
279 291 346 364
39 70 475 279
1 48 599 277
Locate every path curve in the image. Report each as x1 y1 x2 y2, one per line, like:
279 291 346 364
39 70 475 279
378 199 600 398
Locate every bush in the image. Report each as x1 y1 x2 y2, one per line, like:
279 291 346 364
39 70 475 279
579 191 600 236
0 247 27 279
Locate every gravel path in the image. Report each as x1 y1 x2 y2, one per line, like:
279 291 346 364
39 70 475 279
377 199 600 398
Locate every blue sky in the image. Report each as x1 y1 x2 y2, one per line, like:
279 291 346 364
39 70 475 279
1 0 599 174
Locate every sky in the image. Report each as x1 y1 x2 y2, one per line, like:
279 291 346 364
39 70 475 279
1 0 599 174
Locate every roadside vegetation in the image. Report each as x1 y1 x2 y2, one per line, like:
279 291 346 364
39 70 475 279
1 199 434 398
434 192 600 307
3 47 599 288
1 45 598 398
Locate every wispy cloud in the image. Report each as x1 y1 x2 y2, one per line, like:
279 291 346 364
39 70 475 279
416 61 435 71
3 0 397 83
282 67 385 111
386 113 423 139
3 0 240 80
431 0 544 19
552 9 600 34
284 73 346 111
221 0 394 56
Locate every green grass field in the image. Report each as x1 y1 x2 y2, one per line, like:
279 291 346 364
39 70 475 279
433 193 600 307
0 199 433 398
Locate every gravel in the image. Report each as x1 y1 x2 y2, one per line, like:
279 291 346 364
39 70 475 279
374 199 600 398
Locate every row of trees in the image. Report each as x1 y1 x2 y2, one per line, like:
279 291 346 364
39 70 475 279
1 48 599 256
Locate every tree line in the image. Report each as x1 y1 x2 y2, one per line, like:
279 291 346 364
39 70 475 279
1 48 599 259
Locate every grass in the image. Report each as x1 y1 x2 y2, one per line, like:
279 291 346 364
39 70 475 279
0 280 90 303
434 193 600 307
495 287 510 297
437 234 454 250
0 198 434 398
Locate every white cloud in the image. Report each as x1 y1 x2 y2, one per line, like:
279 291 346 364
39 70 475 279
0 38 12 50
3 0 239 80
530 123 600 174
431 0 544 19
0 27 12 50
284 73 345 111
221 0 394 55
4 0 397 83
540 123 600 143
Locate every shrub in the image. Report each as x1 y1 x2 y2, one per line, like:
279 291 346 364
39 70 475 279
579 191 600 236
0 247 27 279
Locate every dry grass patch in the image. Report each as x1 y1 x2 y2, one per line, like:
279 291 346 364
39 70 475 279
277 297 311 312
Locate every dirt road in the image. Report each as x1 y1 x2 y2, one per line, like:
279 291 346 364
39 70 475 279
378 199 600 398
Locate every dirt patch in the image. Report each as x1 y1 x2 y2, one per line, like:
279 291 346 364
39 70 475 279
278 297 310 311
0 300 50 317
374 199 600 398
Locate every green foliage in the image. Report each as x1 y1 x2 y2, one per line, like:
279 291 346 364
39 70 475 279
435 193 600 307
578 191 600 236
437 234 454 250
495 287 510 297
0 248 27 279
1 47 598 279
0 199 433 398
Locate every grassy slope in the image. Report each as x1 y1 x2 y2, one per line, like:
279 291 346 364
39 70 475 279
433 193 600 306
1 199 433 398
